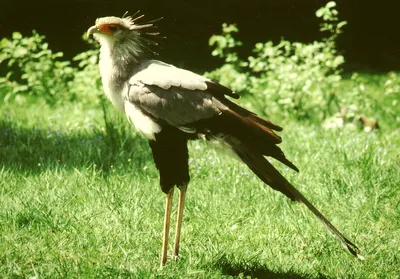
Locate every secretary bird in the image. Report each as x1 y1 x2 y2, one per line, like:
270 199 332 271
87 14 363 266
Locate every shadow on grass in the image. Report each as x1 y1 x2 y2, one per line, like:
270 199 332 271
0 117 152 174
91 267 137 278
214 255 330 279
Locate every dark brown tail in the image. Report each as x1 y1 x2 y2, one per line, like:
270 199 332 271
229 140 364 259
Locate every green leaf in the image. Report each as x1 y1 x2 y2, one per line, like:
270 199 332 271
316 8 325 18
326 1 336 8
337 21 348 29
12 32 22 39
0 38 10 48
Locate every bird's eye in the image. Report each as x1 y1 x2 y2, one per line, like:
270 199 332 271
108 25 119 33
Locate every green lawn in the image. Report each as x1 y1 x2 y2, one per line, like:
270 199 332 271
1 76 399 278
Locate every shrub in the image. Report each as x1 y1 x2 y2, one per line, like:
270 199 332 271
0 31 76 104
72 45 103 107
206 1 347 121
0 31 104 107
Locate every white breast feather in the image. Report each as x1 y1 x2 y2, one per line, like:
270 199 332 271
124 102 161 140
97 36 161 140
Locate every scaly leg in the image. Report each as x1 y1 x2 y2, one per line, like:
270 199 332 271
173 185 187 258
161 188 174 267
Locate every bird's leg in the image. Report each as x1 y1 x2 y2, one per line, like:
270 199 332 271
173 184 187 259
161 187 174 267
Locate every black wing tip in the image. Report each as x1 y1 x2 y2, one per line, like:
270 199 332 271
347 246 365 260
230 91 240 99
342 239 364 260
205 80 240 99
278 156 299 172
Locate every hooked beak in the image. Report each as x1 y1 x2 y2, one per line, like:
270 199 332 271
87 25 99 38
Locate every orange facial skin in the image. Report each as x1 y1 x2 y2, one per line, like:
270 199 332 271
98 24 120 35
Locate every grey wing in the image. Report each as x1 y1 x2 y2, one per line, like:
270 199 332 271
130 60 239 100
127 80 224 127
131 60 209 91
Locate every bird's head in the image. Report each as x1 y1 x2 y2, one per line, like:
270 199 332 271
87 14 161 60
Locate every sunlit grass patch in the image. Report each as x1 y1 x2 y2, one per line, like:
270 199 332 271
1 75 399 278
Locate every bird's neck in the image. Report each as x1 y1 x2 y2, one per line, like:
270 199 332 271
98 37 144 111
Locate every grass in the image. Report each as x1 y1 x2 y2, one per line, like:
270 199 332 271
1 76 399 278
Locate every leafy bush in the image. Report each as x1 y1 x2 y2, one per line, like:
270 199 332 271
0 31 103 106
0 31 76 104
72 46 103 107
321 71 400 130
206 1 347 121
347 72 400 117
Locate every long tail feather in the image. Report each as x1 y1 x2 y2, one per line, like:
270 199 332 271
231 140 363 259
